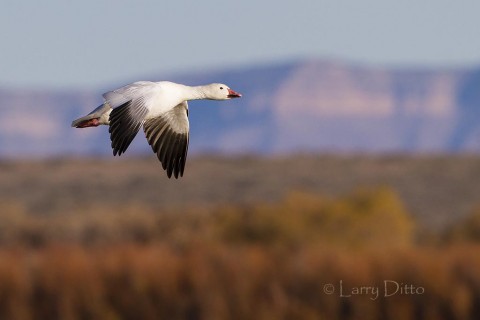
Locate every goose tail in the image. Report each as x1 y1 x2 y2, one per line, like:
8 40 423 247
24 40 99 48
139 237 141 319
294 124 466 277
72 103 112 128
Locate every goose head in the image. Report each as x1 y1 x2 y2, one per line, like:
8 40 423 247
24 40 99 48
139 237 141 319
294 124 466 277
204 83 242 100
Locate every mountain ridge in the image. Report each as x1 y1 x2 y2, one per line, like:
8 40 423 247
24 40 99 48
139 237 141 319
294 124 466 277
1 58 479 157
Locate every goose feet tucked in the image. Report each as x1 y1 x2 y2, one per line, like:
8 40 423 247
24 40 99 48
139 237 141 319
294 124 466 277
74 118 101 128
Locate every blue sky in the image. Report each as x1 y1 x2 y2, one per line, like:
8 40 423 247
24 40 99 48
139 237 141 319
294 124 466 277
1 0 480 89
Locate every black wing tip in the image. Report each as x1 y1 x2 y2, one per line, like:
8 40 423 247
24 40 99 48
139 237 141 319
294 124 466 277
143 107 189 179
108 100 145 157
156 135 188 179
112 148 124 157
166 168 184 179
144 122 188 179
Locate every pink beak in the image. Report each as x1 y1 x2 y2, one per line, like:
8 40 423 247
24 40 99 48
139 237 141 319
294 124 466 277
227 88 242 98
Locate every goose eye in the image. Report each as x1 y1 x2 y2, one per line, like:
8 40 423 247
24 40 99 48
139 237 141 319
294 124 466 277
220 87 223 90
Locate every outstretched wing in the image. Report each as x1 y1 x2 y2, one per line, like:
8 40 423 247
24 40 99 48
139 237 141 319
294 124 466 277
109 98 149 156
105 82 162 156
143 102 189 179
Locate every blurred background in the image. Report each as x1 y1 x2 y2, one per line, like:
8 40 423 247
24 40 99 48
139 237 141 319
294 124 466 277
1 1 480 319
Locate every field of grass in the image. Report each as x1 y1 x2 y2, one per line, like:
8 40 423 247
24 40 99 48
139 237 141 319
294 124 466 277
1 154 480 319
3 154 480 228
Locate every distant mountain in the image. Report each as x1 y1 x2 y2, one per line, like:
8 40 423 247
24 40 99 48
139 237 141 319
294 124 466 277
1 58 480 157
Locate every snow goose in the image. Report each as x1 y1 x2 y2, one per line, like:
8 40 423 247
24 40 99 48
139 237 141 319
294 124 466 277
72 81 242 178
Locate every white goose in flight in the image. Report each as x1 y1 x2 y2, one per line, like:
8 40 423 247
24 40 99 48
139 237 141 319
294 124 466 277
72 81 242 178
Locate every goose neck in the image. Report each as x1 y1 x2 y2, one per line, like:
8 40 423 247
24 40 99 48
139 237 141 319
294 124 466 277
184 85 208 100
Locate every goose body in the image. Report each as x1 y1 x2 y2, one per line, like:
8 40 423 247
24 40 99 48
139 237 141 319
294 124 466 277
72 81 242 178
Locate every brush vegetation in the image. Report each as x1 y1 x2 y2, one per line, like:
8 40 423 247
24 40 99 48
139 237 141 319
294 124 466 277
0 155 480 319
